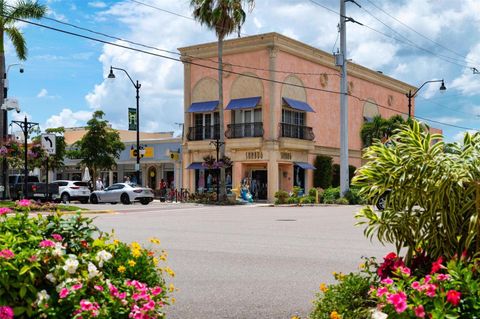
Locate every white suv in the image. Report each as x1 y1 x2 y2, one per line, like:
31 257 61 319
52 180 91 203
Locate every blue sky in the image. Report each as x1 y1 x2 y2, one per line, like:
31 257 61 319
6 0 480 142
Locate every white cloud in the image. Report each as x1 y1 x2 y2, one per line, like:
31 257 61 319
37 89 48 98
88 1 107 9
431 116 463 125
44 109 92 129
453 130 477 142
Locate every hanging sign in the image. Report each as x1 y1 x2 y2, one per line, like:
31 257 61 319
128 108 137 131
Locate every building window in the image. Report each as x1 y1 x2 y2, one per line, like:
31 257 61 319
227 108 263 138
190 112 220 141
280 109 313 140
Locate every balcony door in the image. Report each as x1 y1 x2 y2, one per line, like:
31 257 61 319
233 109 262 137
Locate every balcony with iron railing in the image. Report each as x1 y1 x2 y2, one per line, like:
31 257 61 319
187 125 220 141
225 122 264 139
279 123 315 141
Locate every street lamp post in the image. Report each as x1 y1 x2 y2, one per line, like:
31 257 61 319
11 116 38 199
2 64 23 199
108 66 142 185
209 138 225 202
406 79 446 118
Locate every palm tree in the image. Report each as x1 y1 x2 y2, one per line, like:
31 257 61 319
360 115 388 147
190 0 254 198
0 0 46 199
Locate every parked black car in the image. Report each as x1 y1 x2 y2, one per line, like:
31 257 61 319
8 174 59 201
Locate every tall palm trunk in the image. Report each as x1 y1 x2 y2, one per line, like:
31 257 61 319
218 35 226 198
0 29 6 199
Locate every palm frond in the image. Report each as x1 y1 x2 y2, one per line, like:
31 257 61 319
6 26 26 60
4 0 46 25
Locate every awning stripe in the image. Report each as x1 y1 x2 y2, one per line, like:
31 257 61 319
187 100 219 113
225 96 261 110
294 162 316 170
186 162 204 170
283 97 315 112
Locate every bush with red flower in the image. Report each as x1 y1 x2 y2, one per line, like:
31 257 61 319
0 204 175 318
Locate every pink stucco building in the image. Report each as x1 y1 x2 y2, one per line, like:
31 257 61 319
179 32 416 201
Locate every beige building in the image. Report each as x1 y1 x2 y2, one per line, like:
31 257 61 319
179 32 416 202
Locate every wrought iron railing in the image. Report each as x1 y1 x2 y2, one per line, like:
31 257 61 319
225 122 264 138
279 123 315 141
187 125 220 141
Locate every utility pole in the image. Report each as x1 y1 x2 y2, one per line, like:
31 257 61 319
339 0 349 197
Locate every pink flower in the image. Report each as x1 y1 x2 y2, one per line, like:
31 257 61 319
376 287 389 297
387 291 407 313
446 290 461 306
150 286 163 296
0 207 12 215
430 256 443 274
51 234 63 241
59 288 69 298
28 255 38 262
381 277 393 285
72 283 83 291
0 249 14 259
94 285 104 292
39 240 55 248
142 300 156 311
437 274 450 281
17 199 31 207
414 305 425 318
411 281 422 291
397 266 411 276
0 306 14 319
424 284 437 297
109 284 119 297
424 275 432 284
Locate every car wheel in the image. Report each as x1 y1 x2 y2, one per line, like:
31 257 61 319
80 198 89 204
110 202 117 205
121 193 131 205
61 192 70 203
376 193 388 211
140 199 150 205
90 194 98 204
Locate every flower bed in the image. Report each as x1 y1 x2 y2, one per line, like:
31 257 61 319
0 204 174 318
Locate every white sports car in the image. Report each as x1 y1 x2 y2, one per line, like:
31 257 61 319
90 183 154 205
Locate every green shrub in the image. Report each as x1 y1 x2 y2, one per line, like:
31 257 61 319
335 197 349 205
300 196 316 204
345 187 366 205
314 155 333 189
286 196 298 204
274 190 289 204
0 203 173 318
311 272 375 319
308 188 318 197
322 187 340 204
332 164 357 188
292 186 302 198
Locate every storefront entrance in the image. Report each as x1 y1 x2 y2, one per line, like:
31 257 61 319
251 170 268 200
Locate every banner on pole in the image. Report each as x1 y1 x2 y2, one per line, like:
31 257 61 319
128 108 137 131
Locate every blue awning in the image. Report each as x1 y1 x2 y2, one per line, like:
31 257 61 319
283 97 315 112
187 162 204 170
225 96 261 110
187 100 219 113
294 162 316 170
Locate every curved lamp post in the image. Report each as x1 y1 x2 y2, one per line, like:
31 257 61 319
108 66 141 185
406 79 446 118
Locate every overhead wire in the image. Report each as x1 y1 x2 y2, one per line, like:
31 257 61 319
362 0 480 66
8 14 477 132
307 0 476 70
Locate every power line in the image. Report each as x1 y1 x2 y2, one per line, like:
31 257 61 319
40 13 341 77
307 0 475 70
362 0 480 66
9 14 477 132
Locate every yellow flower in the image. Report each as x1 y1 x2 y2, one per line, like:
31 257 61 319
153 257 159 265
131 242 141 250
169 283 175 292
160 254 167 261
113 239 119 246
128 259 136 267
359 263 365 269
171 297 176 304
291 316 301 319
118 265 126 273
132 249 142 258
149 237 161 245
319 283 328 293
165 266 175 277
330 311 341 319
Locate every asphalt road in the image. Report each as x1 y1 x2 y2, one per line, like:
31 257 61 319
88 204 392 319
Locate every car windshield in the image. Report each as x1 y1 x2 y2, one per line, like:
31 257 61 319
127 183 139 188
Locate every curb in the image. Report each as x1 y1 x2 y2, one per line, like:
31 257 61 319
32 210 116 215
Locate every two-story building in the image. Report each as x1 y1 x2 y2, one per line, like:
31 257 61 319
179 32 416 202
